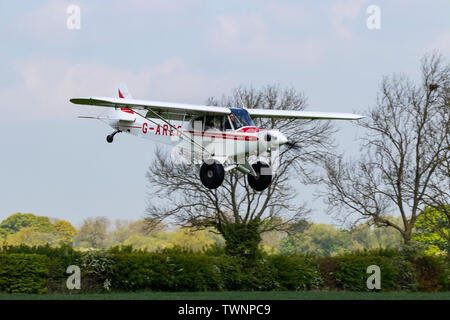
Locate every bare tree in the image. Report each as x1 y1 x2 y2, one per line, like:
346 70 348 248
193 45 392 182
145 85 335 257
322 53 450 244
421 71 450 256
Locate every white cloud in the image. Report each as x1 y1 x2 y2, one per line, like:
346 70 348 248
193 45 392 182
16 0 81 39
329 0 368 39
108 0 201 13
0 58 231 121
264 1 310 26
209 14 326 67
15 0 201 40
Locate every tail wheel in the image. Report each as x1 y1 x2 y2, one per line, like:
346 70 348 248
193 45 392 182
200 161 225 189
247 161 272 191
106 130 121 143
106 134 114 143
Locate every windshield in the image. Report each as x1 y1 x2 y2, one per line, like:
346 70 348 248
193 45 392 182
230 108 255 129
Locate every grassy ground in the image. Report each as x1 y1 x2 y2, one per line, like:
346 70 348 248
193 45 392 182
0 291 449 300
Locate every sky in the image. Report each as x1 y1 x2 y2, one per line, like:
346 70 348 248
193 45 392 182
0 0 449 227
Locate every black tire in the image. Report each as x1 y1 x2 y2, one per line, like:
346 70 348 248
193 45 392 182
200 161 225 189
247 161 272 191
106 135 114 143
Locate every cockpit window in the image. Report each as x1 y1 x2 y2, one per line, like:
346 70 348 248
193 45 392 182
203 115 228 131
229 108 255 129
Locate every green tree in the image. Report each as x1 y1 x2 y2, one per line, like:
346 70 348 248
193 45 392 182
53 220 77 245
123 233 171 251
280 223 351 256
412 206 449 255
349 218 402 250
5 227 54 246
170 228 218 252
0 213 55 238
75 217 110 249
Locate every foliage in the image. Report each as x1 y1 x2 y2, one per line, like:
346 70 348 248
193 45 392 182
0 243 82 293
53 220 77 245
0 213 54 237
0 213 77 247
333 256 410 291
268 254 323 290
75 217 110 249
280 222 402 256
412 206 449 255
0 244 448 293
80 250 114 292
170 228 220 252
221 220 263 259
108 247 225 291
5 227 55 247
0 253 49 293
412 255 450 292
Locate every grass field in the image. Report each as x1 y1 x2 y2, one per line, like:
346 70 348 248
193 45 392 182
0 291 449 300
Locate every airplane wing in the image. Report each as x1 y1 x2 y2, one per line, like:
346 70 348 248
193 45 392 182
70 96 363 120
246 108 363 120
70 97 230 120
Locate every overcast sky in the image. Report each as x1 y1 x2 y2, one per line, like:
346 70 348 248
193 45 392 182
1 0 449 227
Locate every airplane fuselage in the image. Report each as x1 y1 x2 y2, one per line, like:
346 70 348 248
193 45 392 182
106 109 286 166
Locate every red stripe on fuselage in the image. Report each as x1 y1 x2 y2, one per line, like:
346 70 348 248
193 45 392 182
185 130 258 141
236 126 263 133
119 125 142 129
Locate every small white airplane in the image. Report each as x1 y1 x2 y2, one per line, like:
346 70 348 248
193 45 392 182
71 84 363 191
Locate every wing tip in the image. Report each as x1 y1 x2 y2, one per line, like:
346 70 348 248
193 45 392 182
70 97 88 105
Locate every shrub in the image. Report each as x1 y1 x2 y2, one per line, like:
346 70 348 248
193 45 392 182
0 244 447 293
108 248 225 291
0 244 82 293
238 257 279 291
413 255 449 292
0 253 49 293
334 256 399 291
79 250 114 292
317 257 339 290
268 254 323 290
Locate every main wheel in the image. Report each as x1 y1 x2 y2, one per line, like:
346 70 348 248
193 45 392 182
247 161 272 191
200 161 225 189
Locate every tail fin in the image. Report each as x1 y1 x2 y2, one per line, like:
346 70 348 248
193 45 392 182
79 83 135 122
117 83 133 99
116 83 134 114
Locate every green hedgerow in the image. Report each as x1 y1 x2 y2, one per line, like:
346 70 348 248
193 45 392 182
0 253 49 293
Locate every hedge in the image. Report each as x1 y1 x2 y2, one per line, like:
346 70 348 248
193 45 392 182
0 253 49 293
0 245 448 293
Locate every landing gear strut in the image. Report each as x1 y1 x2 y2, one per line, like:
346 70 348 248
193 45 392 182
106 130 121 143
247 161 272 191
200 160 225 189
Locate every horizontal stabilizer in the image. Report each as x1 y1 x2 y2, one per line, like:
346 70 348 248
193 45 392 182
78 114 136 122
